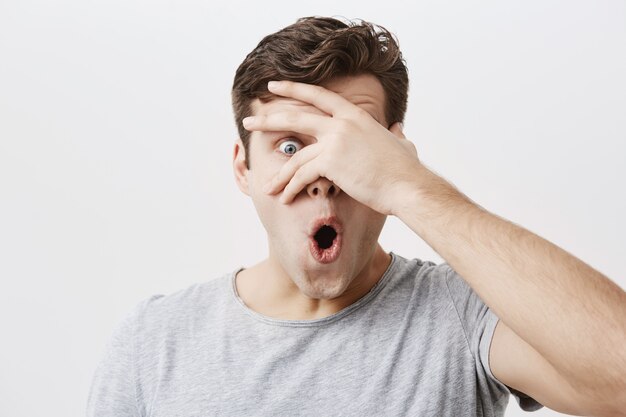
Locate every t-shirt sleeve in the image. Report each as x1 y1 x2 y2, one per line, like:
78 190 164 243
86 302 143 417
444 264 544 412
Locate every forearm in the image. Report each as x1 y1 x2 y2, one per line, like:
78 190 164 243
395 164 626 398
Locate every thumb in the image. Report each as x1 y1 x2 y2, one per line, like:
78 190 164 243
389 121 406 139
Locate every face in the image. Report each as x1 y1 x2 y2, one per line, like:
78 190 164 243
232 73 389 300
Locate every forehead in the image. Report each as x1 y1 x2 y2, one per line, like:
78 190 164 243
250 73 387 126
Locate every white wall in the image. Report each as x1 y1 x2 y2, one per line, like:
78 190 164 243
0 1 624 416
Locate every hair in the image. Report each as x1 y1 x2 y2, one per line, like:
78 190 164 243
231 16 409 169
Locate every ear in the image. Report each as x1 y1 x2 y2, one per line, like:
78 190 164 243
232 137 251 196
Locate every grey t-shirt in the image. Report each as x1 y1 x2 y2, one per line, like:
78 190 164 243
86 251 543 416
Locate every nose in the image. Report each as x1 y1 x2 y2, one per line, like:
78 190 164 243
306 177 341 199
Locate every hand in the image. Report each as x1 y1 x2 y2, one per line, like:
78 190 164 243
242 80 423 216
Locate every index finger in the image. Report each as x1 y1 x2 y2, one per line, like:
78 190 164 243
267 80 355 118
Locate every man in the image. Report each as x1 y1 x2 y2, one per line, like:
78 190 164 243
87 16 626 417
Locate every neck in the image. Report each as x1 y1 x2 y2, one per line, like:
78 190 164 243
235 244 392 321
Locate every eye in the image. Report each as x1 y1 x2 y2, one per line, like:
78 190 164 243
277 139 302 156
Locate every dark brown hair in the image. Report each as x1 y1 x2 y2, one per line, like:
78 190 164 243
231 16 409 169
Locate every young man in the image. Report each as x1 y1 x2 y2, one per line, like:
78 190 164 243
87 17 626 417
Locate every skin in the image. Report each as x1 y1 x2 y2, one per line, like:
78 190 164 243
232 74 407 320
232 74 626 414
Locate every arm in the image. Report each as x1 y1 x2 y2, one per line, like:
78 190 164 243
394 163 626 413
242 79 626 415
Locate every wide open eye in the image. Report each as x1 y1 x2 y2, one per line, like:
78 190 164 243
278 139 302 156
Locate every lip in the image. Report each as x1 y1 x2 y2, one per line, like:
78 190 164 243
307 215 344 238
308 215 343 264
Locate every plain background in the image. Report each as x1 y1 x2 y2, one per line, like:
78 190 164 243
1 0 624 416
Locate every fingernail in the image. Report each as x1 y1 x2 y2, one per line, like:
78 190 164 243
268 81 280 90
242 116 255 127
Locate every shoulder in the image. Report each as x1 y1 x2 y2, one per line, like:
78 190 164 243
388 251 444 281
130 272 232 336
390 252 454 292
383 252 455 303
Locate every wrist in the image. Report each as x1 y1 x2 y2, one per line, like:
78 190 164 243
392 163 477 224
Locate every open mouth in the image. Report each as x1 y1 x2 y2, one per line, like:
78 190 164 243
313 225 337 249
308 218 343 264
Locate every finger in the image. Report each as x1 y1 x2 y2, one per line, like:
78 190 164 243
389 121 406 139
243 111 331 138
267 80 354 118
265 143 323 195
279 158 325 205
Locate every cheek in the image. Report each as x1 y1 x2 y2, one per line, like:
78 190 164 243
351 209 387 237
249 162 279 193
366 214 385 231
250 195 279 235
249 178 289 233
254 202 300 245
